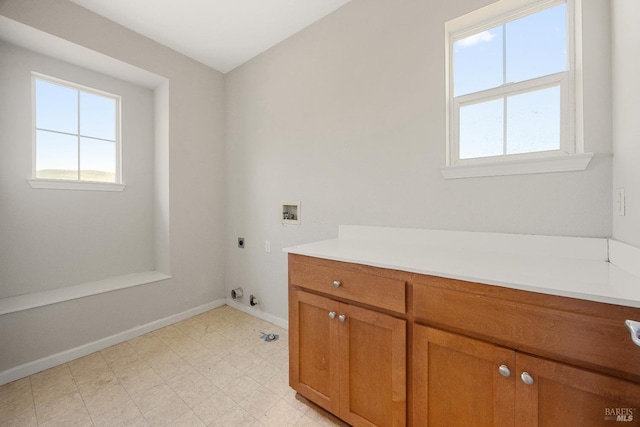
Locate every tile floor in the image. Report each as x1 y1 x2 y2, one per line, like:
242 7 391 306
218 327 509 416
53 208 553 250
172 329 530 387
0 305 343 426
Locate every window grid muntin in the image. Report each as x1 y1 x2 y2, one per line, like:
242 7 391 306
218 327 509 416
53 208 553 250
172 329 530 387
453 72 568 163
32 72 121 184
451 0 566 47
448 0 574 166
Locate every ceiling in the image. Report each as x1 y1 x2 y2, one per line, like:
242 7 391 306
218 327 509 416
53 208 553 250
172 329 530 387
69 0 352 73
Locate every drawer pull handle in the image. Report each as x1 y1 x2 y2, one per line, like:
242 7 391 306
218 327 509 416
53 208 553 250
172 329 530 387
338 314 346 323
498 365 511 377
520 372 534 385
329 311 336 320
625 320 640 347
333 280 341 288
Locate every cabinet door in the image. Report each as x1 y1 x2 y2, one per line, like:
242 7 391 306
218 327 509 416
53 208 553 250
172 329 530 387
413 325 515 427
516 353 640 427
338 303 406 427
289 289 340 415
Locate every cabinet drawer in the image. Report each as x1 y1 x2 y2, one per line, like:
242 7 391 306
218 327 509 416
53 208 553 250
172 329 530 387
412 278 640 382
289 256 406 314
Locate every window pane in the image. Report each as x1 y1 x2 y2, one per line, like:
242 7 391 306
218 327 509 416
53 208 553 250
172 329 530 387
35 80 78 134
506 86 561 154
506 3 566 83
36 130 78 180
80 137 116 182
454 26 503 96
459 98 504 159
80 92 116 141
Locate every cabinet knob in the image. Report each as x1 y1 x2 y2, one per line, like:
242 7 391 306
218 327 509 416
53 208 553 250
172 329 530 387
625 320 640 347
329 311 336 319
520 372 534 385
333 280 341 288
338 314 346 323
498 365 511 377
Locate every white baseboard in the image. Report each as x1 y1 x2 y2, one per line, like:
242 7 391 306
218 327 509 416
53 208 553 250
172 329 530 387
0 298 227 386
225 298 288 330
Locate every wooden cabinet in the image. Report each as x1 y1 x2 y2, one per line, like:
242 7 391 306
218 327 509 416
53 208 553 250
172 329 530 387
289 257 407 427
413 326 640 427
288 256 406 313
289 290 340 414
412 325 515 427
411 276 640 383
337 300 406 427
288 254 640 427
516 352 640 427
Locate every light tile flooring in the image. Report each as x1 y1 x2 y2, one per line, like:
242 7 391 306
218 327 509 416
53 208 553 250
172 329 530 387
0 306 343 427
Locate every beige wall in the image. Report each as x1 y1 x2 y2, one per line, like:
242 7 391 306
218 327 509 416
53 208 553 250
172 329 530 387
224 0 614 320
0 42 155 299
0 0 631 375
612 0 640 247
0 0 226 373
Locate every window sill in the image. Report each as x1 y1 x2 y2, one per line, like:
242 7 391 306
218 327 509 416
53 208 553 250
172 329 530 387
440 152 594 179
28 179 125 191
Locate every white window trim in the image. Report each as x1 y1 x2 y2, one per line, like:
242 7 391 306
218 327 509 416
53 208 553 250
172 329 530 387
30 72 125 191
28 178 125 191
442 0 592 179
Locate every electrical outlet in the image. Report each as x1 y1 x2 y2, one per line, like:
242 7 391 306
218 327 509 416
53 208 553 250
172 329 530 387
616 188 626 216
238 237 245 248
265 240 271 253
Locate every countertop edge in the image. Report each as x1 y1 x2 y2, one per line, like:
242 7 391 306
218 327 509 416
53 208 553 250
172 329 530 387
284 234 640 309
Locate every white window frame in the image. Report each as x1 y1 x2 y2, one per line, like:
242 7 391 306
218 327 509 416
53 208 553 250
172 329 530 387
29 72 125 191
442 0 593 179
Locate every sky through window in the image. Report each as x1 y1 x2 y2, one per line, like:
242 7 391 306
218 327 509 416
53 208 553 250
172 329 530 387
35 78 118 182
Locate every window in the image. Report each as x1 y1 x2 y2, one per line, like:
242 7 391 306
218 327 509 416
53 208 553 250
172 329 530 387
30 73 123 190
443 0 592 179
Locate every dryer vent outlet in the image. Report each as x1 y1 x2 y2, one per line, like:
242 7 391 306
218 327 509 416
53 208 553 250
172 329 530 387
231 288 243 299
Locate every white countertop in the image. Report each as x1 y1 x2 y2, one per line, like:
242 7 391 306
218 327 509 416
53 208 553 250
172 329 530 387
284 226 640 309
